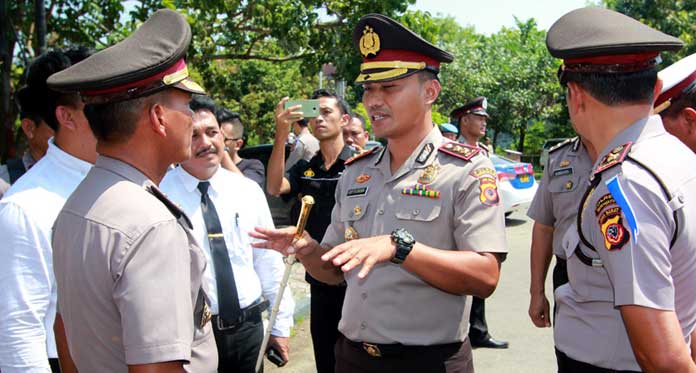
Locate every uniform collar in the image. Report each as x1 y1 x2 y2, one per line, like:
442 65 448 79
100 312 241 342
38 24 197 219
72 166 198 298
175 164 223 195
94 155 153 188
46 138 93 175
372 125 443 179
593 115 664 169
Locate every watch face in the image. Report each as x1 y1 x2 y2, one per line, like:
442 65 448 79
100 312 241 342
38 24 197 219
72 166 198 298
396 228 415 245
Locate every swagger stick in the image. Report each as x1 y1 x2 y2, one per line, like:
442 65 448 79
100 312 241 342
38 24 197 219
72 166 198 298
256 195 315 372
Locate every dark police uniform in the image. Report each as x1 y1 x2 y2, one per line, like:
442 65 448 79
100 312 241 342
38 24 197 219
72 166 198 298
546 7 696 372
48 9 217 372
319 14 508 373
284 144 356 373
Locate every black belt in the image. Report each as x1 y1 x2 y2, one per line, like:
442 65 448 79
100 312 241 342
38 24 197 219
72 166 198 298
343 335 462 358
213 298 269 331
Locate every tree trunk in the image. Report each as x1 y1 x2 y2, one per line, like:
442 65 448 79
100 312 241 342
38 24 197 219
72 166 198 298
518 124 526 154
0 0 18 161
34 0 46 54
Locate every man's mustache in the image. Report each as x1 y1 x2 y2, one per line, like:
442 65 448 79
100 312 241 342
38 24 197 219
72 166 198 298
195 145 217 157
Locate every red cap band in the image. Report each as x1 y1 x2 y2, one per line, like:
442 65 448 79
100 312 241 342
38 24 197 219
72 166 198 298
565 52 659 66
82 58 187 96
656 69 696 107
363 49 440 68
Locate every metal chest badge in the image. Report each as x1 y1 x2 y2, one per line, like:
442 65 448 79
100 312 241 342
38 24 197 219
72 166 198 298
356 173 371 183
200 303 212 328
353 205 362 218
560 160 570 167
417 164 440 185
303 168 315 177
345 226 359 241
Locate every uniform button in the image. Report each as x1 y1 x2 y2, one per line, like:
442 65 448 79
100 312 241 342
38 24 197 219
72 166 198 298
412 209 420 215
361 292 367 300
360 322 367 329
377 209 384 215
678 195 685 203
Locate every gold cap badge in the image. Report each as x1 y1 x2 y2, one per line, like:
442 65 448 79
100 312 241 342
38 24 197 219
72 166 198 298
359 26 381 57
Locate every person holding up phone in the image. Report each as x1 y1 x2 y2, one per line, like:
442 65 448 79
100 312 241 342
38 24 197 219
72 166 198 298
267 90 356 373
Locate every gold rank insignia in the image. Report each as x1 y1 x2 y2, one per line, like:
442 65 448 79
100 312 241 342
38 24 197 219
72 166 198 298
345 226 359 241
417 164 440 184
560 160 570 167
353 205 362 217
565 180 574 190
359 25 380 57
356 173 371 183
304 168 315 177
200 303 212 328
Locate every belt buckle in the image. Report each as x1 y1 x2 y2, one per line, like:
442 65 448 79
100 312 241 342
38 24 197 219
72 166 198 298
216 316 238 331
362 343 381 358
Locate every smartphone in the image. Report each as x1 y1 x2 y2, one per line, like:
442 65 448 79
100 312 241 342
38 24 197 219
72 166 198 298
284 99 320 118
266 345 287 367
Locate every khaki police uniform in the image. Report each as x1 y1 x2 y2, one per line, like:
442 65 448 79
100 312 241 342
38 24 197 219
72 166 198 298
52 156 217 372
321 127 507 370
554 116 696 371
528 137 593 290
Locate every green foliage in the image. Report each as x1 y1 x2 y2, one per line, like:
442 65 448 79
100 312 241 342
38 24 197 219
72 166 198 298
604 0 696 65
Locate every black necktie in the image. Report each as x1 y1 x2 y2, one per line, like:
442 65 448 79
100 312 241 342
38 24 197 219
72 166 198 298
197 181 241 322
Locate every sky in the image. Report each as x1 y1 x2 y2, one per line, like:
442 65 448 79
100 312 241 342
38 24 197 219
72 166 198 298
412 0 592 35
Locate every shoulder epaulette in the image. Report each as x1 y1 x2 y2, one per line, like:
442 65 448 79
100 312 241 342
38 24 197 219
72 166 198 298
438 141 480 161
344 146 380 166
147 185 193 229
593 142 632 176
548 137 577 154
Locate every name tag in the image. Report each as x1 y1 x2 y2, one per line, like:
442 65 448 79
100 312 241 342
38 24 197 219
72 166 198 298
347 187 368 197
553 167 573 176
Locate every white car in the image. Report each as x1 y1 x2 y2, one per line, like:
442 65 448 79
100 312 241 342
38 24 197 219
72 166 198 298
490 154 538 216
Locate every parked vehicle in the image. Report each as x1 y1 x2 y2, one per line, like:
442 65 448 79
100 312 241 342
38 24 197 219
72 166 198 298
539 138 569 169
490 154 538 216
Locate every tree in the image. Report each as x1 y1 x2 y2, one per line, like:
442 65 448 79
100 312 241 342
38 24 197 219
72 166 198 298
605 0 696 65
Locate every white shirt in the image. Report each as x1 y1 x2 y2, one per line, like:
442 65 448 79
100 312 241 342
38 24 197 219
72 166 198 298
160 166 294 337
0 139 91 372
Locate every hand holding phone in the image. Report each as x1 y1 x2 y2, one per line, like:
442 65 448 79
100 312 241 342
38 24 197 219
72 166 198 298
284 99 320 118
266 345 288 367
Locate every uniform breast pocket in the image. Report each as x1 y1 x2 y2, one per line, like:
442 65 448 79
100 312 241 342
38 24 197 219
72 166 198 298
394 198 442 222
562 228 613 302
340 199 370 234
549 174 581 194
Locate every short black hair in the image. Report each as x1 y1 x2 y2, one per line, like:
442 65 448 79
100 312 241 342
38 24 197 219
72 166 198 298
84 89 169 144
190 94 217 114
215 107 241 125
23 47 92 131
351 112 367 130
564 68 658 106
311 89 350 115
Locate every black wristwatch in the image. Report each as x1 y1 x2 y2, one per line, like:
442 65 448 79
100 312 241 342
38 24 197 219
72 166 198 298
390 228 415 264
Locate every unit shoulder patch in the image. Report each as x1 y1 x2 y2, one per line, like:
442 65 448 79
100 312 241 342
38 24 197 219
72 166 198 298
594 142 632 176
548 137 577 154
344 146 380 166
438 142 481 161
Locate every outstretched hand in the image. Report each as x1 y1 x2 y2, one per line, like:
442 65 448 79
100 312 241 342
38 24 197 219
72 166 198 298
250 226 317 258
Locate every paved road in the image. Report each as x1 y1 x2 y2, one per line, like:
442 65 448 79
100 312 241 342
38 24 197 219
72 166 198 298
267 205 557 373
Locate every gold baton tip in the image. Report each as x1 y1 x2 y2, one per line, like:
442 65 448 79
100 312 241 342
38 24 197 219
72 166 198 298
301 195 315 205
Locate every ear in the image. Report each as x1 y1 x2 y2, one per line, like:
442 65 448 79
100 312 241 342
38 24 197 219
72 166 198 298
423 79 441 105
653 78 664 105
20 118 37 139
55 106 78 132
566 82 585 116
682 107 696 134
149 103 168 138
340 113 350 127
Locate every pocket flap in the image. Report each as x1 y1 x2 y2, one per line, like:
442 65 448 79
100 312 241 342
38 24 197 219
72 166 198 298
549 175 581 193
340 200 369 222
395 199 441 222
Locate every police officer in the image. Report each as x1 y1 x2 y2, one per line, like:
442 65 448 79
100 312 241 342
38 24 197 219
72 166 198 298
439 122 458 141
252 14 507 372
451 96 507 349
48 9 217 372
451 97 492 155
547 7 696 372
655 52 696 153
527 136 595 329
